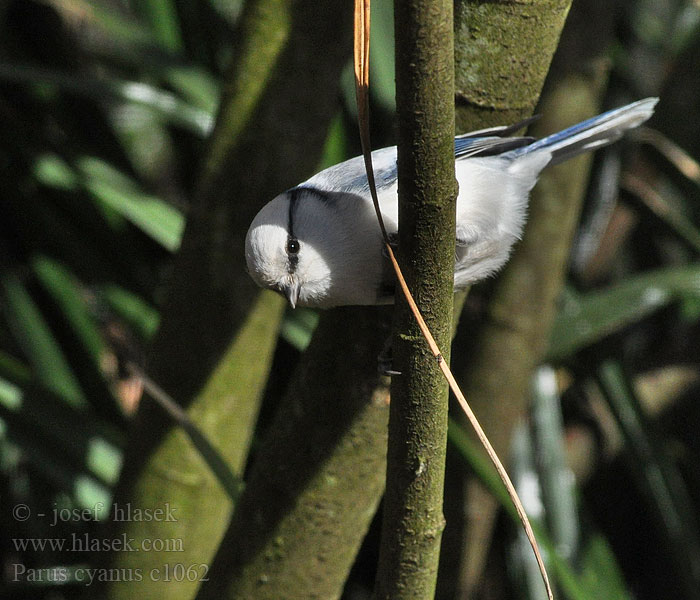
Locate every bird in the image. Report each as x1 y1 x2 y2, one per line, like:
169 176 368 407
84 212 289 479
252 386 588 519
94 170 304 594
245 98 657 309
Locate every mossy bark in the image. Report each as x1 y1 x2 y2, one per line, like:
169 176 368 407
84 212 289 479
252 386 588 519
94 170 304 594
374 1 457 599
195 308 392 600
456 72 608 594
101 1 352 599
453 0 571 130
448 0 622 594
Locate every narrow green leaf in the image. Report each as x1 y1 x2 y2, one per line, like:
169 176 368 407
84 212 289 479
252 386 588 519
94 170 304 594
0 377 23 412
33 154 79 190
0 64 213 135
1 274 85 407
99 284 160 341
578 534 630 599
31 256 127 425
77 157 185 251
109 103 176 185
280 307 319 351
0 351 31 385
74 474 112 512
86 436 123 486
138 0 184 53
32 256 104 362
548 266 700 360
164 65 220 114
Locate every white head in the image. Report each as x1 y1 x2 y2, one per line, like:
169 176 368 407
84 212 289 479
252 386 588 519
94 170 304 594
245 186 386 308
245 189 327 307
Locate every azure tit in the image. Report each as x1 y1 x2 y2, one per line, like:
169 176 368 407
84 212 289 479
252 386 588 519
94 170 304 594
245 98 657 308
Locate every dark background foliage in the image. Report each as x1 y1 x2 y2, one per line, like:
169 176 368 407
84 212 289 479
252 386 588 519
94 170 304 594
1 0 700 599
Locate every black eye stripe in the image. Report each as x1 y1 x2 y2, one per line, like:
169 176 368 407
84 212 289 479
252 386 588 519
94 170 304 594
288 188 299 239
286 188 301 274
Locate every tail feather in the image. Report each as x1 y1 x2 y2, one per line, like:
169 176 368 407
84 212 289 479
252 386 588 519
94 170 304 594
508 97 658 166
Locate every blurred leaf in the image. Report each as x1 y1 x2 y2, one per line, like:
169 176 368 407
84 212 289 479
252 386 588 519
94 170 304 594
109 79 214 134
77 156 185 251
1 273 86 407
369 0 396 112
548 266 700 361
509 423 549 600
622 172 700 254
0 63 213 135
0 377 23 412
635 127 700 187
317 113 349 171
680 293 700 322
578 534 630 600
137 0 183 53
85 436 122 486
280 307 319 351
59 0 156 46
33 154 79 190
208 0 245 26
32 255 104 362
99 284 160 341
32 255 126 424
74 474 112 512
531 366 579 563
670 3 700 55
164 65 220 114
108 103 177 185
0 351 31 385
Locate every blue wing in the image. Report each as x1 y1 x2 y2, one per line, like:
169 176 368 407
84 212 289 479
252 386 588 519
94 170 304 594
454 135 534 159
453 115 537 159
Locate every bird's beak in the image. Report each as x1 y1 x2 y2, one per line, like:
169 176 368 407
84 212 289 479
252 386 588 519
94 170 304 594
283 280 301 309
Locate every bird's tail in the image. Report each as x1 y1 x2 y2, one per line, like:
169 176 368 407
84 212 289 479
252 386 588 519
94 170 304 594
507 97 658 166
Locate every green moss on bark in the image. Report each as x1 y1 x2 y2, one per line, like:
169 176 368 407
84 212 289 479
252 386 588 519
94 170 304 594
195 308 392 600
454 0 571 130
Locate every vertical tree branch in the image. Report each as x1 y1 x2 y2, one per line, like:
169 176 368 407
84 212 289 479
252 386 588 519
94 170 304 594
375 1 457 598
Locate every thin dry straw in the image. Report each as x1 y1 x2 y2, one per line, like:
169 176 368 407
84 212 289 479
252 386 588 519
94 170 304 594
353 2 553 598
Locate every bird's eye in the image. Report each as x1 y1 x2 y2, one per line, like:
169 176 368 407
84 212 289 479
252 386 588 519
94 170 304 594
286 238 300 254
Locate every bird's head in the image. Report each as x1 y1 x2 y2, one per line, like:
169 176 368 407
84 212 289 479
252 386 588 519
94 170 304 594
245 188 336 308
